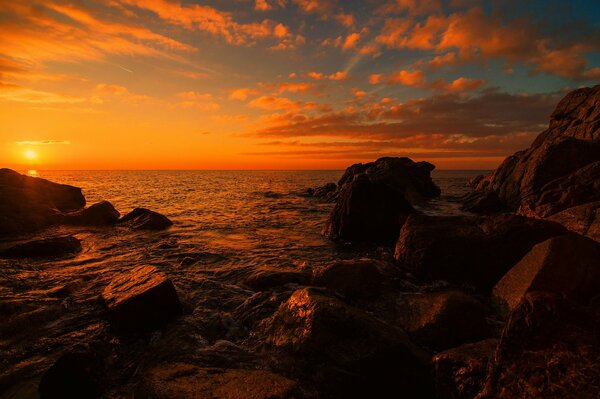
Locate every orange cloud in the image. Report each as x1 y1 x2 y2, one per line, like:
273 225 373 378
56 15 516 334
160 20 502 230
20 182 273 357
175 91 220 111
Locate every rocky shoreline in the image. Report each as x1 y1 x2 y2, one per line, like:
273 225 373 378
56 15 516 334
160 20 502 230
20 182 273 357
1 85 599 398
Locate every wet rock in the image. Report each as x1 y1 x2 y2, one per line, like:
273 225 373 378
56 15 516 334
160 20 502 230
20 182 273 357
61 200 120 226
322 174 415 244
234 290 293 328
100 265 181 333
263 287 432 397
312 259 384 299
0 168 85 236
548 201 600 242
433 339 498 399
493 234 600 315
0 236 81 258
394 214 567 290
478 292 600 398
243 267 310 291
39 350 103 399
304 182 338 202
118 208 173 230
397 290 490 351
136 363 298 399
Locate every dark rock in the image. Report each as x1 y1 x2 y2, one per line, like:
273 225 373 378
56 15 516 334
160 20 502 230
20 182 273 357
262 287 432 397
461 190 503 214
243 267 309 291
234 290 293 328
305 182 338 202
467 174 485 188
478 292 600 398
137 363 298 399
396 290 490 351
0 236 81 258
394 214 567 291
100 265 181 333
548 201 600 242
433 339 498 399
493 234 600 315
0 168 85 236
322 174 415 244
61 200 120 226
118 208 173 230
39 350 103 399
312 259 384 299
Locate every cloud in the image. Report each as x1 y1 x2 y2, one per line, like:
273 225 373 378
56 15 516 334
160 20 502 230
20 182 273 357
15 140 71 145
307 71 349 81
370 69 486 92
174 91 220 111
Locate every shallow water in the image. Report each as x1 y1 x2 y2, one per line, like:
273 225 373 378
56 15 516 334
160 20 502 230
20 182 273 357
0 169 484 398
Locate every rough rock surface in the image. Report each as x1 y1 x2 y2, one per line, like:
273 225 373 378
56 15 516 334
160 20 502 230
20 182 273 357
433 339 498 399
312 259 384 299
396 290 490 351
394 214 566 290
38 350 103 399
61 200 120 226
478 292 600 398
101 265 181 333
243 267 309 291
136 364 298 399
0 236 82 258
304 182 337 202
548 201 600 242
118 208 173 230
493 234 600 314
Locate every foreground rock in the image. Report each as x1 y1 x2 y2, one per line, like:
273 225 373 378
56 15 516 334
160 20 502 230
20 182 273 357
101 265 181 333
312 259 384 299
39 350 103 399
433 339 498 399
118 208 173 230
396 290 490 351
0 236 82 258
0 168 85 236
548 201 600 242
493 234 600 314
478 292 600 398
394 214 566 290
243 267 309 291
304 182 337 202
137 364 298 399
61 200 120 226
263 287 432 396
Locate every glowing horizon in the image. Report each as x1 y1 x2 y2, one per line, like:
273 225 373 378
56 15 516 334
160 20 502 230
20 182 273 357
1 1 599 170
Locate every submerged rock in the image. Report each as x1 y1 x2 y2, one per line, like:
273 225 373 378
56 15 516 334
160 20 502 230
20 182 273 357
100 265 181 333
0 236 82 258
312 259 384 299
118 208 173 230
39 350 103 399
61 200 120 226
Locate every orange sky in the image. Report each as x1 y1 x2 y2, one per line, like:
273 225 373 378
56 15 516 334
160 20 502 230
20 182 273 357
1 1 599 170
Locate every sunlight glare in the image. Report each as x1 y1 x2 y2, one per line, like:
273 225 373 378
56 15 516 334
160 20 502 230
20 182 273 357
24 150 37 160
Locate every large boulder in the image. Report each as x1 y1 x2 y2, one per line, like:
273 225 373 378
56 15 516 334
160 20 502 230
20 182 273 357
493 234 600 315
394 214 566 291
61 201 120 226
312 259 384 299
478 292 600 398
0 236 82 258
39 350 103 399
118 208 173 230
136 364 298 399
100 265 181 333
0 168 85 236
548 201 600 242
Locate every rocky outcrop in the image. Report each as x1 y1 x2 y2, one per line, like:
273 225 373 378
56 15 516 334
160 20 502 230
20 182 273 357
493 234 600 315
61 201 120 226
548 201 600 242
0 168 85 236
0 236 82 258
304 182 337 202
394 214 566 290
118 208 173 230
243 267 309 291
100 266 181 333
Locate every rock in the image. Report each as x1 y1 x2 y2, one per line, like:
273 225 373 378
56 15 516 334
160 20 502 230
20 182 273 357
548 201 600 242
305 182 338 202
234 290 293 328
263 287 432 397
0 168 85 236
467 174 485 188
433 339 498 399
0 236 82 258
118 208 173 230
100 265 181 333
39 350 103 399
312 259 384 299
396 291 490 351
322 174 415 244
493 234 600 315
136 363 298 399
461 190 503 214
394 214 566 291
478 292 600 398
243 268 309 291
61 200 120 226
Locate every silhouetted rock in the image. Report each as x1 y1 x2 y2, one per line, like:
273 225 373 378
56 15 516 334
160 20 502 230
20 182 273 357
0 236 81 258
61 200 120 226
101 265 181 333
262 287 432 397
478 292 600 398
0 168 85 236
548 201 600 242
433 339 498 399
39 350 103 399
304 182 338 202
323 174 415 244
243 267 309 291
461 190 503 214
467 174 485 188
394 214 567 290
493 234 600 315
396 290 490 351
312 259 384 299
136 364 298 399
118 208 173 230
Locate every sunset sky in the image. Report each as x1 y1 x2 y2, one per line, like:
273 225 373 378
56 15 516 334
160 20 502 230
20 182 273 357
1 0 599 170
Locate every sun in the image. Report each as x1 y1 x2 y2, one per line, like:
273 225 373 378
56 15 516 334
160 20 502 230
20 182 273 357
24 149 38 160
